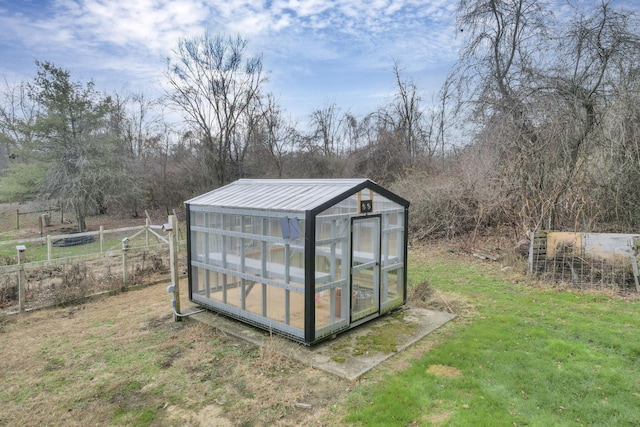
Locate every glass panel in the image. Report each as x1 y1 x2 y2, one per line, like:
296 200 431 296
192 266 203 296
264 284 284 322
242 279 263 316
192 211 206 226
316 190 402 218
351 217 380 321
314 216 349 331
383 269 403 305
314 289 330 329
209 270 224 303
192 231 205 263
288 289 305 330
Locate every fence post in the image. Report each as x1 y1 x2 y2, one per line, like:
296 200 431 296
47 235 52 262
145 218 150 248
528 230 534 275
18 268 25 313
16 209 19 230
122 237 130 288
16 246 25 313
100 226 104 253
168 215 181 321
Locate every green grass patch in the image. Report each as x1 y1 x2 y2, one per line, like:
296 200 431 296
342 250 640 426
0 229 162 264
354 318 417 356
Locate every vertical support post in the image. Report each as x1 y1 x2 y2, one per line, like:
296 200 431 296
145 218 150 248
122 248 128 288
17 247 25 313
121 236 130 289
16 209 19 230
261 217 267 316
169 214 181 321
18 267 25 313
285 243 291 325
100 226 104 253
304 210 316 344
528 230 535 275
47 235 52 262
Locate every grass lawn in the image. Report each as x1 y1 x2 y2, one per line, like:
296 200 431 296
1 243 638 426
340 247 640 426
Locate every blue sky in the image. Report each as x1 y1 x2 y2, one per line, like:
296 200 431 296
0 0 461 122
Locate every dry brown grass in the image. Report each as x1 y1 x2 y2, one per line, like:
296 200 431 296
426 364 462 378
0 280 350 426
408 277 476 318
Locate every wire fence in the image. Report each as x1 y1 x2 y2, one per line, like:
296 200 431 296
529 231 640 293
0 219 187 313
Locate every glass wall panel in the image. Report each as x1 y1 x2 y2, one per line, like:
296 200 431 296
290 292 304 330
191 266 203 296
242 279 264 316
314 289 330 329
222 273 241 309
382 269 403 304
193 231 205 263
314 215 349 333
207 270 222 300
189 206 307 340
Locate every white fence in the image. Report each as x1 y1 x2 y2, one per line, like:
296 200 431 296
0 216 186 313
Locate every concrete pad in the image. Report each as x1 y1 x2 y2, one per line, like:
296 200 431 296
185 307 456 381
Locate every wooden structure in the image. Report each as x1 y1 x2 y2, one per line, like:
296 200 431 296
529 231 640 291
185 179 410 345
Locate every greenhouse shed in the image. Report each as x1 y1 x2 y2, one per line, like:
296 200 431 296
185 179 409 345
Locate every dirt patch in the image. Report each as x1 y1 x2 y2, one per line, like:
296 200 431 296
426 364 462 378
423 410 452 425
167 403 232 426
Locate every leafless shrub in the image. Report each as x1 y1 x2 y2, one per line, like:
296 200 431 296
410 281 474 316
391 171 486 240
346 130 412 184
0 275 18 307
408 279 435 305
50 263 94 306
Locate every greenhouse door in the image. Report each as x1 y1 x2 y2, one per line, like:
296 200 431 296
350 216 380 322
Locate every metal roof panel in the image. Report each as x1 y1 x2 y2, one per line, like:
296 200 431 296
185 179 371 212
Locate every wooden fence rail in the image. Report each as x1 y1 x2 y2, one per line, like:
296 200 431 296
15 205 63 230
0 216 186 314
0 218 176 265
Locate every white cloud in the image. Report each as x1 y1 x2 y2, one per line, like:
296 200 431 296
0 0 461 119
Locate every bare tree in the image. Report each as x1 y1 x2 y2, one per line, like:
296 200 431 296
308 102 344 156
447 0 640 233
452 0 563 230
392 61 426 158
0 79 37 169
165 32 266 187
251 94 295 178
